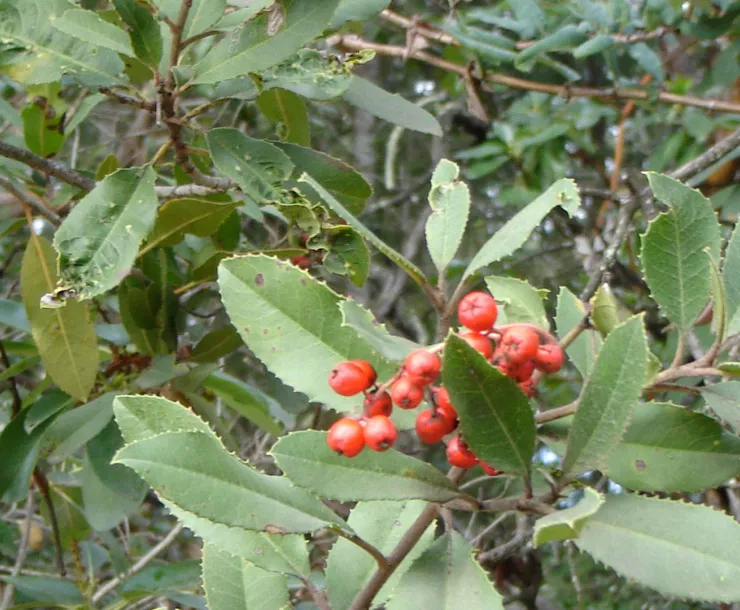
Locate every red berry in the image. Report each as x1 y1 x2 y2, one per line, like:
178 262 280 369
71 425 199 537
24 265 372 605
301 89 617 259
363 390 393 417
458 292 498 333
327 418 365 457
519 378 536 397
446 436 479 469
500 326 539 365
403 350 441 386
434 387 458 421
508 359 535 383
364 415 397 451
390 378 424 409
415 409 455 444
459 330 494 359
348 360 378 386
535 344 565 373
290 255 313 269
481 461 501 476
328 362 374 396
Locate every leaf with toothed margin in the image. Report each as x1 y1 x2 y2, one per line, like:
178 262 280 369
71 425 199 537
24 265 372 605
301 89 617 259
640 172 721 332
202 542 292 610
576 494 740 602
701 381 740 435
555 287 601 379
339 299 419 362
217 254 396 413
270 431 461 503
723 221 740 335
533 488 604 547
562 315 648 476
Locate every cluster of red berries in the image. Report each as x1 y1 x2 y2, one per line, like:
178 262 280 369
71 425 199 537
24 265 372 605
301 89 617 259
325 290 565 471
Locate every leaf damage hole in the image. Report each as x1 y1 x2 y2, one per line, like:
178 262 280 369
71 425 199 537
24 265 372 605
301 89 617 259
255 273 264 286
635 459 647 471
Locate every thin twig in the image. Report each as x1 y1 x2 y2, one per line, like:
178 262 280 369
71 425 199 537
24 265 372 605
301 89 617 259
337 532 390 573
32 470 65 576
91 522 184 603
0 491 35 610
0 140 95 191
0 174 61 225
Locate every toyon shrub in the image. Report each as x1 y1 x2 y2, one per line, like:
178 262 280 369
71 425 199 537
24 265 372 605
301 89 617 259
1 1 740 609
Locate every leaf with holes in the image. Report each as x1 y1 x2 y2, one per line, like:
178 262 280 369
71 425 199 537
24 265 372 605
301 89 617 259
576 494 740 602
640 173 721 332
442 334 536 476
533 488 604 547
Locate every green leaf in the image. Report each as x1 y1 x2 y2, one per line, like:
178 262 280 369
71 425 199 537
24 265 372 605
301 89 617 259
442 334 536 476
441 22 518 63
207 128 294 204
556 287 601 379
122 560 201 598
53 167 158 300
0 96 22 130
140 197 239 256
114 394 216 443
202 543 291 610
386 532 504 610
604 402 740 492
717 362 740 376
182 0 225 39
0 407 63 503
589 283 623 336
339 299 419 362
425 159 470 275
51 9 134 57
485 276 549 328
273 142 371 215
298 173 429 290
270 430 460 503
22 104 65 158
702 382 740 434
576 494 740 602
1 575 84 605
324 225 371 287
629 43 665 81
331 0 391 27
65 92 106 134
572 34 615 58
707 251 727 341
462 179 581 280
0 0 125 86
20 236 98 401
343 77 443 136
190 326 242 363
192 0 341 84
516 24 588 66
506 0 545 38
326 501 434 609
257 89 311 147
217 254 395 413
533 487 604 547
723 222 740 334
562 315 648 475
112 0 162 67
640 172 721 332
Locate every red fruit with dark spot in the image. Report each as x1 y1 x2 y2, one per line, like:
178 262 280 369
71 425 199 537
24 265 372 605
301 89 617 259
329 362 374 396
327 418 365 457
364 415 397 451
446 435 479 469
458 291 498 333
535 344 565 373
434 387 458 422
363 390 393 417
390 377 424 409
291 255 313 269
348 360 378 386
415 409 456 444
500 326 540 365
481 462 501 476
403 350 441 386
519 378 536 397
459 330 494 359
507 359 535 383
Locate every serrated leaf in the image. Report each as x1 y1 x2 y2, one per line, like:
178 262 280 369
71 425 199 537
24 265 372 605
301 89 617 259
533 487 604 547
463 179 581 279
0 0 125 86
20 236 98 401
576 494 740 602
298 173 429 290
217 254 395 413
563 315 648 475
339 299 419 362
556 287 601 379
257 89 311 147
140 197 239 256
386 532 504 610
202 543 291 610
192 0 340 84
425 159 470 274
702 382 740 434
112 0 162 67
343 77 443 136
485 275 549 328
53 167 158 300
51 9 134 57
640 172 721 332
442 334 536 476
326 501 434 609
604 402 740 492
270 430 460 503
207 128 293 204
723 222 740 335
708 250 727 340
114 429 349 534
